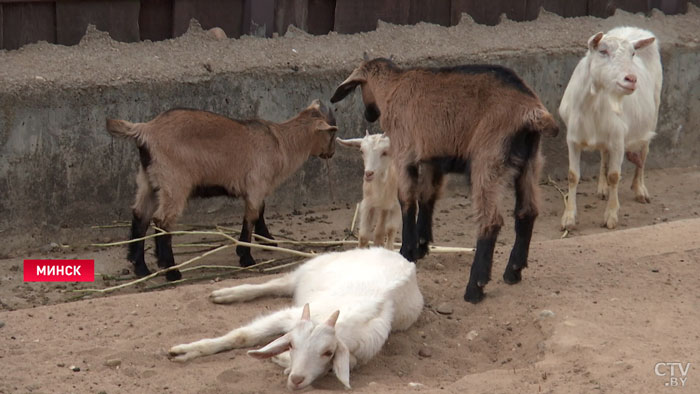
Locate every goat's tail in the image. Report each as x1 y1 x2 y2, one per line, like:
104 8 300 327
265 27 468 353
525 108 559 138
106 118 140 139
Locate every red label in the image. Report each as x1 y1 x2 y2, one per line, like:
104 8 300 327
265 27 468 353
23 259 95 282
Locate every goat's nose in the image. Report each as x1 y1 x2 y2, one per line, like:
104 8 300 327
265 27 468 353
290 375 305 386
624 74 637 83
365 171 374 178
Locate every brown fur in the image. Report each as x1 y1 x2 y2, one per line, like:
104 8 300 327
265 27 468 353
107 100 337 273
331 58 558 302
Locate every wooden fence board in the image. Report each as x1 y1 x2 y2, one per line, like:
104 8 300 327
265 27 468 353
242 0 274 37
542 0 588 17
2 2 56 50
334 0 410 34
408 0 451 26
307 0 334 34
56 0 139 45
588 0 617 17
651 0 688 13
275 0 307 35
173 0 244 38
0 5 4 49
139 0 173 41
614 0 652 13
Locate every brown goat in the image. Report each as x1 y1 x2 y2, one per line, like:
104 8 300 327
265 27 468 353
331 58 558 303
106 100 337 280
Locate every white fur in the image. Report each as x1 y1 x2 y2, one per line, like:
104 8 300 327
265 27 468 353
169 248 423 390
338 131 402 250
560 26 662 230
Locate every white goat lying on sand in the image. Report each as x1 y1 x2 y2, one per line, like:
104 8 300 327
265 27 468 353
338 131 401 250
169 248 423 390
560 26 662 230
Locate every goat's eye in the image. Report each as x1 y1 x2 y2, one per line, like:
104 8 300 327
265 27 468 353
381 151 388 157
322 350 334 358
599 50 608 56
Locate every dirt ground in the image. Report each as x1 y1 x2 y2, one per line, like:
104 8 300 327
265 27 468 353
1 166 699 393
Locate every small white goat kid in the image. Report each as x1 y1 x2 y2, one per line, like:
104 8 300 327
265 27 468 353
560 26 662 230
338 131 401 249
168 248 423 390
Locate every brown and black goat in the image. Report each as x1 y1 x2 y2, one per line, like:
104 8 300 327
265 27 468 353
106 100 337 280
331 58 558 303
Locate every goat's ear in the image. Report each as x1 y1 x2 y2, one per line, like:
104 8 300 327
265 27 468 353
633 36 655 50
316 120 338 133
336 138 363 149
332 340 351 389
325 310 340 328
365 129 370 137
247 333 291 359
588 32 604 50
301 303 311 320
330 68 366 103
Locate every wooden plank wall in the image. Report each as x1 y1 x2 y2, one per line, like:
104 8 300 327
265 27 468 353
0 0 692 50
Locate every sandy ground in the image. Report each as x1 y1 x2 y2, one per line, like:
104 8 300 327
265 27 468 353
0 166 699 393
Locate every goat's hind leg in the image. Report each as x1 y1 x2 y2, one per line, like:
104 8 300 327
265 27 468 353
210 273 296 304
504 153 541 285
464 159 504 304
128 169 157 277
254 202 278 246
169 307 301 362
630 142 651 203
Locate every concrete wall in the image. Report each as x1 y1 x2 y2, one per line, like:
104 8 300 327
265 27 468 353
1 14 699 253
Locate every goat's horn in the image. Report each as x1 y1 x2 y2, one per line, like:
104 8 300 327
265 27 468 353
301 303 311 320
365 129 370 137
326 310 340 328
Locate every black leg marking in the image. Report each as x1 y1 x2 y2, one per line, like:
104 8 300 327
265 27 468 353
399 200 419 262
503 214 535 285
127 212 151 277
155 230 181 281
237 220 256 267
254 204 277 246
416 199 435 260
464 236 498 304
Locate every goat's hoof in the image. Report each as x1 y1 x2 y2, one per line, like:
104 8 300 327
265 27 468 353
503 268 522 285
168 344 200 362
399 246 416 262
603 210 618 229
415 242 430 260
464 284 485 304
635 194 651 204
165 269 182 281
561 211 577 231
133 264 152 277
239 255 256 267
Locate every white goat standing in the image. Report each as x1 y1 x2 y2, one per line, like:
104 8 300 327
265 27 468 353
560 26 662 230
168 248 423 390
338 131 401 250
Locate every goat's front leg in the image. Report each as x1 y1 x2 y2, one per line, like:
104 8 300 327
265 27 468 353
398 163 420 261
604 143 624 229
210 274 296 304
597 149 609 200
373 209 389 247
561 141 582 231
630 142 651 203
169 307 302 362
358 202 374 248
237 200 261 267
416 165 443 260
254 202 278 246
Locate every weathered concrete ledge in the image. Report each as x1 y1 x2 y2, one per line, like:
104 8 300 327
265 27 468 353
1 8 699 252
